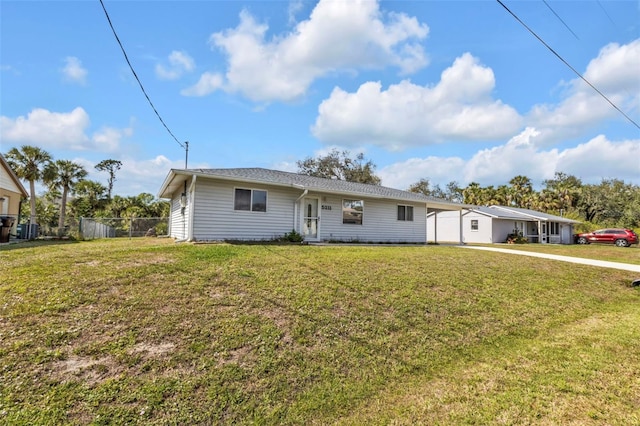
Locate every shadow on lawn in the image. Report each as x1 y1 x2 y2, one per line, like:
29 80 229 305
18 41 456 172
0 239 81 251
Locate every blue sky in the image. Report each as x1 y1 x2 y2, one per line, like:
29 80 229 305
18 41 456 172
1 0 639 197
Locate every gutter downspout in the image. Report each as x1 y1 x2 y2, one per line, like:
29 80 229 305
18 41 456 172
187 174 197 242
294 189 308 233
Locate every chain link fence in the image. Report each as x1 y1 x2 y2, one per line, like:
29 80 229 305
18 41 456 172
79 217 169 239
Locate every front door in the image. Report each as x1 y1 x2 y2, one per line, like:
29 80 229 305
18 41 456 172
302 198 319 241
541 223 548 244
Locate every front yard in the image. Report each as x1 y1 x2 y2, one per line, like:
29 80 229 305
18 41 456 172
1 239 638 424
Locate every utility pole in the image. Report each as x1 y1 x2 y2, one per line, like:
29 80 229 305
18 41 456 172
184 141 189 169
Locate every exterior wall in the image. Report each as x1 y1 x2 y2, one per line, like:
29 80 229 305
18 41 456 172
168 191 189 240
191 179 301 241
314 194 426 243
464 212 494 244
170 177 428 243
491 219 517 243
1 163 26 235
426 211 461 243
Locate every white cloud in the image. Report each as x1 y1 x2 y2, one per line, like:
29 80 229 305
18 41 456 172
114 155 209 196
155 50 195 80
379 156 466 190
558 135 640 182
0 107 130 152
184 0 429 102
378 129 640 190
312 53 522 150
61 56 87 85
527 39 640 143
180 72 224 97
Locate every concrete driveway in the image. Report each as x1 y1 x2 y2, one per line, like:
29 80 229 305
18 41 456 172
460 245 640 273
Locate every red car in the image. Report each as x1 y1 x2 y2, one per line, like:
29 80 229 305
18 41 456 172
576 228 639 247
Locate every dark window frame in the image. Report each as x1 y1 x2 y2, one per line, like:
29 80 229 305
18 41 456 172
397 205 414 222
234 188 267 212
342 199 364 225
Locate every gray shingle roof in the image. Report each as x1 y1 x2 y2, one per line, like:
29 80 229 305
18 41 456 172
181 167 454 204
473 205 579 223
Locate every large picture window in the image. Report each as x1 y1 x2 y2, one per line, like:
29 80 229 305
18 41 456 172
342 199 363 225
397 205 414 221
234 188 267 212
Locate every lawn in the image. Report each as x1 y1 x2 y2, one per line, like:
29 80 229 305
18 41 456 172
1 239 639 425
477 242 640 265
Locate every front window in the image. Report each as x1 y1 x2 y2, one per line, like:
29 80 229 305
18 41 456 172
234 188 267 212
550 222 560 235
397 205 414 221
343 199 363 225
471 219 479 231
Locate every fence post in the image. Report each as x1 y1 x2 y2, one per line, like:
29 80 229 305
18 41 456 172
129 217 133 239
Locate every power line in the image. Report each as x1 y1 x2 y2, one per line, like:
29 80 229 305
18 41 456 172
497 0 640 130
98 0 190 166
542 0 579 40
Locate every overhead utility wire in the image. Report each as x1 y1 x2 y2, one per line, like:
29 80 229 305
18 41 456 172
542 0 579 40
496 0 640 130
98 0 190 167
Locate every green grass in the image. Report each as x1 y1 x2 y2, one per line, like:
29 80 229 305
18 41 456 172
477 242 640 265
1 239 639 424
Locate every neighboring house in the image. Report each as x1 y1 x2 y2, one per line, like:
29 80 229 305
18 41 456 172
0 153 29 237
158 168 469 243
427 205 580 245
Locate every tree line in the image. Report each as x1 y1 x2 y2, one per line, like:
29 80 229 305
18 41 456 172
4 145 168 236
297 149 640 231
5 146 637 236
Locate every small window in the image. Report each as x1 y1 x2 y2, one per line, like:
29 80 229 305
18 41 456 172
234 188 267 212
471 219 479 231
343 199 363 225
397 205 414 221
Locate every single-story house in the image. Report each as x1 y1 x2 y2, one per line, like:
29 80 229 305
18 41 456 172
427 205 580 245
0 153 28 238
158 168 470 243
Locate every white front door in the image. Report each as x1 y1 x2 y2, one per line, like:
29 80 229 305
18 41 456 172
302 197 319 240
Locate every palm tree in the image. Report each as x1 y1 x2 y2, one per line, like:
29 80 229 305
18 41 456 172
46 160 87 235
4 145 52 236
509 175 534 208
462 182 483 205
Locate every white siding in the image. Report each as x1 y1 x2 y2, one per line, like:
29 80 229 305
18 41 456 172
192 179 301 241
463 213 493 243
426 211 461 243
168 190 189 240
0 164 22 194
492 219 516 243
317 195 426 243
181 179 427 243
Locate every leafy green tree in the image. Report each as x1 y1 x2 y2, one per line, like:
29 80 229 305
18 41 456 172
70 180 108 218
4 145 52 231
95 159 122 200
409 179 463 202
543 172 582 214
46 160 88 234
445 181 464 203
408 178 433 196
297 149 381 185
